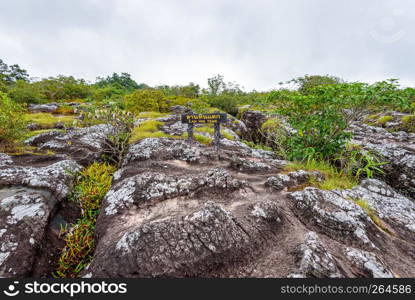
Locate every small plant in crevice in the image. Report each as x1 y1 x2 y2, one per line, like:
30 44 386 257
76 107 135 167
54 162 116 278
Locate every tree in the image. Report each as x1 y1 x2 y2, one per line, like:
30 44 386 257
0 59 29 84
95 73 141 91
289 75 342 95
207 74 225 95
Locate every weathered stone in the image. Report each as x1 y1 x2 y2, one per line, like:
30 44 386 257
350 122 415 199
0 187 57 277
343 247 394 278
88 201 281 277
25 124 116 165
289 187 381 249
266 170 324 191
341 179 415 242
102 168 244 216
0 159 81 200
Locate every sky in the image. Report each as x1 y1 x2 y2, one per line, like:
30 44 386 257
0 0 414 91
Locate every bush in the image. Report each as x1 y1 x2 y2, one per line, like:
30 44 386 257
8 80 44 104
0 93 27 150
124 90 166 113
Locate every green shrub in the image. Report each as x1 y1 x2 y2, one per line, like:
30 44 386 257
0 93 27 151
401 115 415 132
8 80 45 104
129 119 179 144
55 162 116 278
124 90 166 113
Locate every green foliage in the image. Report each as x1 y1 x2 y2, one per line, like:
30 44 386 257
335 144 388 179
288 75 342 95
124 90 166 113
95 72 141 91
8 80 44 104
0 59 29 85
124 89 210 114
35 76 91 101
0 93 28 151
375 115 393 126
276 92 351 161
129 119 178 144
183 132 213 145
137 111 168 119
194 125 235 140
155 83 200 98
55 162 116 278
401 115 415 132
285 159 358 190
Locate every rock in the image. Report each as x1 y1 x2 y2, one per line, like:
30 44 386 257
341 179 415 242
350 122 415 199
0 159 81 200
289 187 383 249
239 110 267 143
101 168 244 216
124 138 203 165
161 121 188 136
170 105 192 114
27 123 41 130
87 201 281 277
0 157 81 278
28 103 59 113
289 232 345 278
54 122 65 129
0 154 13 167
266 170 325 191
343 247 394 278
0 187 57 277
229 155 275 173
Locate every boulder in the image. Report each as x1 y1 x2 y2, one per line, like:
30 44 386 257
289 232 345 278
25 124 116 166
0 159 81 277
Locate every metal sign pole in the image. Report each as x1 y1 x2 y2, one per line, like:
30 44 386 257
214 122 221 151
187 123 194 143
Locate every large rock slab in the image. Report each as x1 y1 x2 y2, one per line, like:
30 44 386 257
25 124 116 165
350 122 415 199
0 159 81 277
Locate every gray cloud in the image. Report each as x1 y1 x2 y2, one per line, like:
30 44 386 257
0 0 414 90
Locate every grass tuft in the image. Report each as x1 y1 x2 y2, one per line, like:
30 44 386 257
54 162 116 278
129 119 179 143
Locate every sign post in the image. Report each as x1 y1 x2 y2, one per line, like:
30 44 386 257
181 112 227 150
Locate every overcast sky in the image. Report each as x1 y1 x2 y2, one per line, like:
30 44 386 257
0 0 414 90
